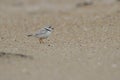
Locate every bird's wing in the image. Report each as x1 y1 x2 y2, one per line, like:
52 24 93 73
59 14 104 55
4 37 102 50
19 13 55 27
34 29 47 36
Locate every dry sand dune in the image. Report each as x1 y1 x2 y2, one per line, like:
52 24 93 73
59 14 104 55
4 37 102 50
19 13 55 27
0 0 120 80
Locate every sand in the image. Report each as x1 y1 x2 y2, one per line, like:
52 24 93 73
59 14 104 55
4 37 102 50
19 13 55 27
0 0 120 80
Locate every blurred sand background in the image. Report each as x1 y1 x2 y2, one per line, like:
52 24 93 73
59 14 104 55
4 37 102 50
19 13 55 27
0 0 120 80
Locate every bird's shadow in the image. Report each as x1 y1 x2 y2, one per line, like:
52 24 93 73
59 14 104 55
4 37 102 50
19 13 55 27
0 52 33 59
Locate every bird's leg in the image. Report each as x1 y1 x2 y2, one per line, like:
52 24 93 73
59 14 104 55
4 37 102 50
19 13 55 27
39 38 42 43
39 38 44 43
41 39 44 43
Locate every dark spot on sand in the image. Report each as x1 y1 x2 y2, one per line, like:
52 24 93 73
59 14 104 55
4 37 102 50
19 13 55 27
76 1 93 8
1 37 4 40
14 39 17 41
0 52 6 56
48 44 51 46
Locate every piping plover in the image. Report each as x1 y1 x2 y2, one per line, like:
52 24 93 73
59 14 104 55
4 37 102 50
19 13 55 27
27 25 54 43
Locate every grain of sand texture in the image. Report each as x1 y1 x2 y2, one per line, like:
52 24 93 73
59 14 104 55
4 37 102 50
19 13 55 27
0 0 120 80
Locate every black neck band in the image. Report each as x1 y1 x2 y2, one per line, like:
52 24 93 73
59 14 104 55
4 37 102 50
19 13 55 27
45 28 51 31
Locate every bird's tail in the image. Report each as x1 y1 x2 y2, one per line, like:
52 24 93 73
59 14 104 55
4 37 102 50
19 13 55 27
27 34 33 37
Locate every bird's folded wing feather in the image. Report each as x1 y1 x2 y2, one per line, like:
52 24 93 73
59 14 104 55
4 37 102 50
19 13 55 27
34 29 47 36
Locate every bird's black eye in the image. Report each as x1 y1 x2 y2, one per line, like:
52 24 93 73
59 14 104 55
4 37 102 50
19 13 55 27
52 28 54 30
49 26 51 28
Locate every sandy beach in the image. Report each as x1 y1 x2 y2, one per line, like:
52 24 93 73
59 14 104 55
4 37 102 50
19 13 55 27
0 0 120 80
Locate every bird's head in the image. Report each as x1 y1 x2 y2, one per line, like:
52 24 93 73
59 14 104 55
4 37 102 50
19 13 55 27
45 25 54 31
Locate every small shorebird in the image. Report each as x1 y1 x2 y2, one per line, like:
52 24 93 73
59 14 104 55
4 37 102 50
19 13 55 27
27 25 54 43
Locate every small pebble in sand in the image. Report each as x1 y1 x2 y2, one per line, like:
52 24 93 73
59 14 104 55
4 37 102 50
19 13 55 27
48 44 51 46
76 0 93 7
